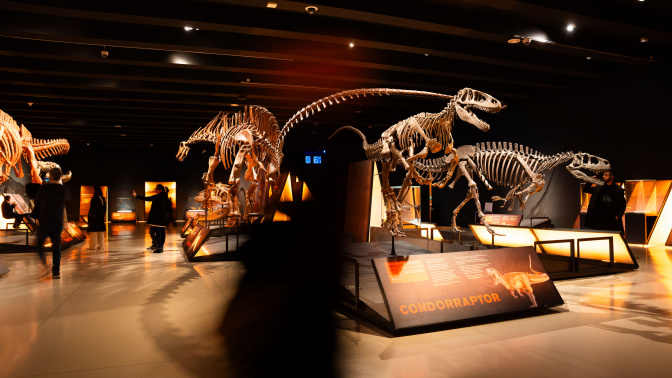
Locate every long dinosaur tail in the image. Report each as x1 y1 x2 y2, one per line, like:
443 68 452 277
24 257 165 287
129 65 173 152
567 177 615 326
528 255 549 282
329 125 367 141
279 88 454 140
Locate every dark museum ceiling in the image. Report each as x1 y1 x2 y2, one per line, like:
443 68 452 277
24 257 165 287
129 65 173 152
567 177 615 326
1 0 670 154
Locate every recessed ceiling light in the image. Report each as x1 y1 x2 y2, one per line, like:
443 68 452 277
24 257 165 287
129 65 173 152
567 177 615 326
267 2 277 8
184 26 193 31
120 134 126 137
566 23 575 32
349 42 355 48
641 37 648 42
586 56 592 60
305 5 318 14
424 53 429 56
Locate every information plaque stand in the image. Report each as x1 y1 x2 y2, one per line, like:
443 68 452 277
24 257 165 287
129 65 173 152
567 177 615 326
359 246 564 333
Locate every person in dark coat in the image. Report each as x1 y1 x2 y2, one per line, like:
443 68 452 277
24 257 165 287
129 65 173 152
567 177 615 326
33 167 70 279
131 184 170 253
87 185 107 250
583 170 626 234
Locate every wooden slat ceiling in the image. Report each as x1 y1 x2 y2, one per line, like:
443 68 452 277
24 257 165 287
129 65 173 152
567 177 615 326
0 0 669 152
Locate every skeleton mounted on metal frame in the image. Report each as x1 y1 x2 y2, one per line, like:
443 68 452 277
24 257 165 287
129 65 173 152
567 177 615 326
177 88 471 223
0 110 71 185
329 88 503 236
411 141 610 235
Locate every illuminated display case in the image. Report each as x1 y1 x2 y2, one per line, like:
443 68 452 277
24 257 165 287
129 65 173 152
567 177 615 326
111 197 136 222
623 180 672 245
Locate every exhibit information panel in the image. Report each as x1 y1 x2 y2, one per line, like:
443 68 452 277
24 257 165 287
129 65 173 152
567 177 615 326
372 247 563 330
182 223 212 259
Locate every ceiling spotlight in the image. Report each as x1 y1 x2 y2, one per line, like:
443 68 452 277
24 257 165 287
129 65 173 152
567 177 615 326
566 23 576 32
424 53 429 56
184 26 194 31
120 134 126 137
586 56 592 60
27 102 33 107
267 2 277 8
115 125 122 128
349 42 355 48
100 47 109 59
641 37 648 43
305 5 318 14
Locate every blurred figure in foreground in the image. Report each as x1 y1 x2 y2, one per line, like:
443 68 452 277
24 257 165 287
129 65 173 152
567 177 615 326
221 200 342 377
33 167 70 279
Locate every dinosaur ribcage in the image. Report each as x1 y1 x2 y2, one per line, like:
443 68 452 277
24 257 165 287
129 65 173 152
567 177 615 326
475 151 546 187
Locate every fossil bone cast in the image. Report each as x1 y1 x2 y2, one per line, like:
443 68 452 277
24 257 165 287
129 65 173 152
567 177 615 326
0 110 71 184
485 255 550 308
36 161 72 183
330 88 503 236
416 141 610 235
177 88 464 222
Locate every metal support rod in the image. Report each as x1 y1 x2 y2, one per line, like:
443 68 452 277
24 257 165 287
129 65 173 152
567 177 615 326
391 235 396 255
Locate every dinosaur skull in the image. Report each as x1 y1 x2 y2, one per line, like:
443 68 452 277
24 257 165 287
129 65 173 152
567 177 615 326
454 88 503 132
566 152 611 185
176 141 190 161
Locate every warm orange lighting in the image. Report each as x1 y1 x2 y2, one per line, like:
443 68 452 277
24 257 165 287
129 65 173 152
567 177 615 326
301 182 314 201
267 2 277 8
279 175 293 202
469 225 537 247
533 229 632 264
349 42 355 48
273 210 291 222
194 246 210 258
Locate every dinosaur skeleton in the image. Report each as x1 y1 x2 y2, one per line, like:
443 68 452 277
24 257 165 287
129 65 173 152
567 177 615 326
36 161 72 183
0 110 71 184
411 141 610 235
329 88 502 236
177 88 465 222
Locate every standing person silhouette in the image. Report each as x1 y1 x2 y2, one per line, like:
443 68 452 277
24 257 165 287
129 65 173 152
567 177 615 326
87 185 107 250
584 170 626 234
33 167 70 279
132 184 170 253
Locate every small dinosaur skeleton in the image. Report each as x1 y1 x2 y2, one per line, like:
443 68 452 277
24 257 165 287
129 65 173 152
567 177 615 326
1 110 71 184
412 141 610 235
485 255 550 308
36 161 72 183
329 88 502 236
177 88 464 222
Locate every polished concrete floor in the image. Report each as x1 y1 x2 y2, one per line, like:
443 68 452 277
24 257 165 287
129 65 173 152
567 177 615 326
1 224 671 377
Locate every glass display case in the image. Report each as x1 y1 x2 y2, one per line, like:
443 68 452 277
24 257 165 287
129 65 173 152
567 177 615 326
623 180 672 244
111 197 136 222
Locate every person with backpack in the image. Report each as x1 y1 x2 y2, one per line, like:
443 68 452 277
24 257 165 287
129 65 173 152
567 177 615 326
131 184 170 253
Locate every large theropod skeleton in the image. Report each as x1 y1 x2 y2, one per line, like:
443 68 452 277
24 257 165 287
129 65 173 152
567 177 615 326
0 110 71 185
177 88 472 221
412 141 610 235
330 88 503 236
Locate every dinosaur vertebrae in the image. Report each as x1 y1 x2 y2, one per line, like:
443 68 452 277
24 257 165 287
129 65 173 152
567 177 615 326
473 142 573 187
30 138 70 160
280 88 454 139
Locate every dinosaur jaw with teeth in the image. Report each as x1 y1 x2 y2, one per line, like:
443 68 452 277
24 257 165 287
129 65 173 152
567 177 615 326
454 88 503 132
566 153 611 185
